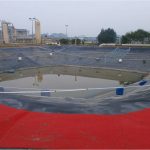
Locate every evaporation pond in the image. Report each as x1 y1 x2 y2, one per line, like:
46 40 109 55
0 74 120 89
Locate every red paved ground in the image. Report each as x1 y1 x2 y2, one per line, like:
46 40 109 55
0 104 150 149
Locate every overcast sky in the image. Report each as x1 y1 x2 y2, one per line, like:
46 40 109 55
0 0 150 37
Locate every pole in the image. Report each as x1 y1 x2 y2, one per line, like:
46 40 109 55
32 20 33 44
29 18 36 44
65 25 68 38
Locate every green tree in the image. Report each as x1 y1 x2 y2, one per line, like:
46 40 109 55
121 29 150 44
97 28 117 44
134 29 150 42
121 33 132 44
59 38 69 45
71 39 81 45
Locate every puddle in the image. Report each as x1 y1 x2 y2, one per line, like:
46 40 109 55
0 66 144 89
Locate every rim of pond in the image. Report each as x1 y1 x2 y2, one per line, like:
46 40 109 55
0 66 149 115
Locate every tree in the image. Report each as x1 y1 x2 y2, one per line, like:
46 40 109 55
71 39 81 45
134 29 150 43
97 28 117 44
121 29 150 44
121 33 132 44
59 38 69 45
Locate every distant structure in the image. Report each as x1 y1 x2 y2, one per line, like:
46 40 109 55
0 20 30 44
0 30 2 42
1 21 10 43
48 33 67 39
0 19 42 44
35 19 41 44
16 29 28 38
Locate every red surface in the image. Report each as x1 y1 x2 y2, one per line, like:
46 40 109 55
0 104 150 149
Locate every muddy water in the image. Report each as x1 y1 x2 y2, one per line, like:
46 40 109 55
0 74 120 89
0 65 145 88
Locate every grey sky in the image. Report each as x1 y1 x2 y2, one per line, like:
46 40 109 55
0 0 150 37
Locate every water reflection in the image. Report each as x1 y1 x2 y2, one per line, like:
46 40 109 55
75 72 77 82
32 71 43 87
0 66 144 89
37 71 43 83
0 74 119 89
32 70 78 88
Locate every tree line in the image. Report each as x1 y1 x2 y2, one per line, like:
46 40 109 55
59 28 150 45
97 28 150 44
121 29 150 44
59 38 85 45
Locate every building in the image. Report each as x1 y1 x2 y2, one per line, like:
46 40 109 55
1 22 10 43
0 28 3 43
35 20 41 44
16 29 29 38
0 22 29 43
0 19 41 44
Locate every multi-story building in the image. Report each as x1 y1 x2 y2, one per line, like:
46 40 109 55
0 24 29 43
16 29 29 38
35 20 41 44
0 19 41 44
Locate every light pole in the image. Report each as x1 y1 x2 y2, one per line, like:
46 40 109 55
29 17 36 44
65 25 68 38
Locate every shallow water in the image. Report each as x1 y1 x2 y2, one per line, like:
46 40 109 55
0 74 119 89
0 65 144 89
